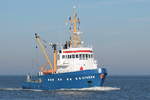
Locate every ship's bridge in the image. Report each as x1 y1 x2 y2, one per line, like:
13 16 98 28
57 47 98 73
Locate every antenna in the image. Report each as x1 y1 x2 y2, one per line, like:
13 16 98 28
67 7 82 48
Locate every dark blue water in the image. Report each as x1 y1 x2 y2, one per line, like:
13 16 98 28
0 76 149 100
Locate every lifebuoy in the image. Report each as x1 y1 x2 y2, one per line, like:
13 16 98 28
80 66 83 70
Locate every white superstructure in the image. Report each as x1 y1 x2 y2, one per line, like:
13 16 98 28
57 47 98 73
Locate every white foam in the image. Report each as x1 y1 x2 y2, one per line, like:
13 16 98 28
0 88 23 91
0 87 120 92
0 88 44 92
59 87 120 91
25 89 44 92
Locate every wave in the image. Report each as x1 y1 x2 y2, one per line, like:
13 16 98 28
59 87 120 91
0 88 23 91
0 87 120 92
0 88 44 92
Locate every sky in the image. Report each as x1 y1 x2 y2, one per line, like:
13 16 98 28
0 0 150 75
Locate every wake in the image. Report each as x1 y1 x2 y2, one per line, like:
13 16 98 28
0 87 120 92
0 88 23 91
60 87 120 91
0 88 44 92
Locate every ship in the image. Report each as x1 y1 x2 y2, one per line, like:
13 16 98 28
22 7 107 90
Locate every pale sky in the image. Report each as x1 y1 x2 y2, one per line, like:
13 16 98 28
0 0 150 75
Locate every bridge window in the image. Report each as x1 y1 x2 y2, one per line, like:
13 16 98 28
68 55 71 59
86 54 88 59
62 55 65 58
69 55 71 58
91 54 93 58
88 54 91 58
88 54 93 58
62 55 69 59
65 55 68 58
79 54 82 59
76 54 79 58
63 54 90 59
72 54 75 58
83 54 85 59
79 54 87 60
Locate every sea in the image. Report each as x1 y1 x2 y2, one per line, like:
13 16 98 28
0 76 149 100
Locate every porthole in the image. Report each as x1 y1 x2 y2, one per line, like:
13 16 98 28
79 77 81 80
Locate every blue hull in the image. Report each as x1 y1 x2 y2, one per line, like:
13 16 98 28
22 68 107 90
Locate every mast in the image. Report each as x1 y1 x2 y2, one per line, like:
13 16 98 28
73 6 77 33
69 6 81 48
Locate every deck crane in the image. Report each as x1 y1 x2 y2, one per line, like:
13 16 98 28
35 33 57 74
